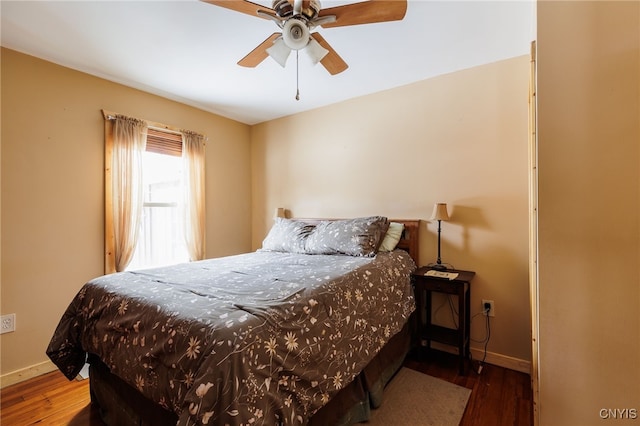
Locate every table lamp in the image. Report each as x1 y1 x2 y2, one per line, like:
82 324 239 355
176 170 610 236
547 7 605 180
430 203 450 270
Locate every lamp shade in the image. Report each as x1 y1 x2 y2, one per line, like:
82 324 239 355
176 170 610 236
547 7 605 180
430 203 450 221
305 37 329 65
266 38 291 67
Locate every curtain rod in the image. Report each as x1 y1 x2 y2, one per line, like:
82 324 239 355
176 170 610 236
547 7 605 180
101 109 206 140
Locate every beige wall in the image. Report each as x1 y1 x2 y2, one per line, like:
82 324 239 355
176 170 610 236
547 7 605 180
0 48 252 378
0 47 532 382
537 2 640 425
252 56 532 364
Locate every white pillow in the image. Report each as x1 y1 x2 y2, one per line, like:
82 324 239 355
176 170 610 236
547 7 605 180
378 222 404 252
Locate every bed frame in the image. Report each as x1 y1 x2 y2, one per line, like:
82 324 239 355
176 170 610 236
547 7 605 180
89 219 421 426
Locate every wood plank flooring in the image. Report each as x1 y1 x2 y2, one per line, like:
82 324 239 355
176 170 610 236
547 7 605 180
1 351 532 425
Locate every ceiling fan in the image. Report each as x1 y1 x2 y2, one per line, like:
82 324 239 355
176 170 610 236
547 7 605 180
202 0 408 76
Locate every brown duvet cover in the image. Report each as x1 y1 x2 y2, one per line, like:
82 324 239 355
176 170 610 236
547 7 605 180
47 249 415 425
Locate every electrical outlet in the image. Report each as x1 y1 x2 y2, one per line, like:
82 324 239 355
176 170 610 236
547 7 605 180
1 314 16 334
482 300 495 317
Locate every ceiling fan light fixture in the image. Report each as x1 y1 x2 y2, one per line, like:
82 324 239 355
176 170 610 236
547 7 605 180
282 18 309 50
272 0 293 18
205 0 407 76
301 0 321 20
266 38 291 67
306 37 328 65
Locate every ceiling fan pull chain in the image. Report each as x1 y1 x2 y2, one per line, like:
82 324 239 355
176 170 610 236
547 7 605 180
295 50 300 101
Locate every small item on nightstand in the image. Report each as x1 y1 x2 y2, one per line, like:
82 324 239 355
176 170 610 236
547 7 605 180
425 270 459 280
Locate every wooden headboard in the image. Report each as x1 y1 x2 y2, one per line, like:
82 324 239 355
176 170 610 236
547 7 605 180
294 218 421 265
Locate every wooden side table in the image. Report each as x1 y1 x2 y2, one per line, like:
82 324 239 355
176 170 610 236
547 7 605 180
412 266 475 374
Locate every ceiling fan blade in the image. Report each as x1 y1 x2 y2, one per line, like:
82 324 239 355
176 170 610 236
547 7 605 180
201 0 276 20
238 33 282 67
318 0 407 28
310 33 348 75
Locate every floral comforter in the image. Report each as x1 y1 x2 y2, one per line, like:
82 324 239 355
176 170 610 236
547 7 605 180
47 250 415 425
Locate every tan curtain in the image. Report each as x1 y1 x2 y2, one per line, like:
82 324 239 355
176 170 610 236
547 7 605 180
182 131 206 261
105 115 148 273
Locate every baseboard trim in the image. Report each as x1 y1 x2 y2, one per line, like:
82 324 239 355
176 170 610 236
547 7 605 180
1 360 58 389
429 342 531 374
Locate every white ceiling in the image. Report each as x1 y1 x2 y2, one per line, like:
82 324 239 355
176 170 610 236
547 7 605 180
1 0 535 125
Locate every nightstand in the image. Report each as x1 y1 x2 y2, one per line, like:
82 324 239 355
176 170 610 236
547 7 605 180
412 266 475 375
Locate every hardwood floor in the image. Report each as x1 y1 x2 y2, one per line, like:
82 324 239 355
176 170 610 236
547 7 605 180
1 351 532 425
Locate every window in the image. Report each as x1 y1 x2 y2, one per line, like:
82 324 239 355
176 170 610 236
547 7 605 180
104 111 205 274
127 149 189 270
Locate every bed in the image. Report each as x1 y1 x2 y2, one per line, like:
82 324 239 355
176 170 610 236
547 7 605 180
47 216 420 426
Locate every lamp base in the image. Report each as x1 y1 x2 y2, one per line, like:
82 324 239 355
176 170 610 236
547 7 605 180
429 263 448 271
